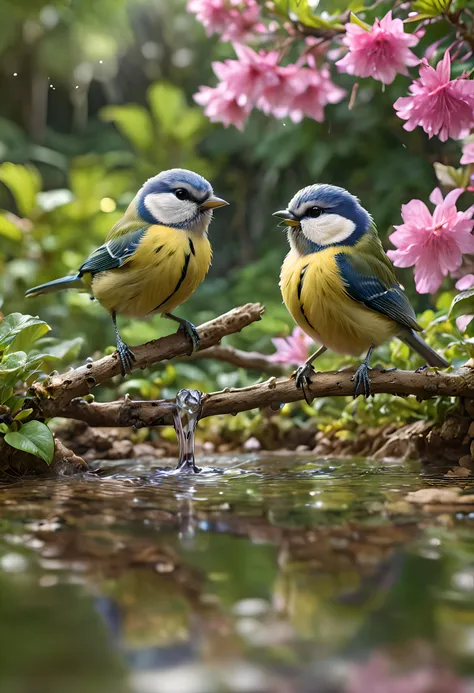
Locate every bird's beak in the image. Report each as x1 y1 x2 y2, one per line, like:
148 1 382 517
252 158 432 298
200 195 229 210
272 209 300 227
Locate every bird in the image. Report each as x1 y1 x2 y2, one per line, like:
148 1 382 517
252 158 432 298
273 184 448 398
25 168 228 375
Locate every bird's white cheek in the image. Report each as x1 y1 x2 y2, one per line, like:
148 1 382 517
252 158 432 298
144 193 197 226
301 214 356 246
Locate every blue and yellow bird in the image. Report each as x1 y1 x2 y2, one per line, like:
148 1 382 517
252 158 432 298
273 184 448 397
26 168 228 375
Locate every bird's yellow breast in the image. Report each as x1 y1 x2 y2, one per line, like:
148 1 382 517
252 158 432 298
91 225 212 318
280 247 397 355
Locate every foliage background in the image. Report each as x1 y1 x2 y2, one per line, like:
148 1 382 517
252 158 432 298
0 0 466 434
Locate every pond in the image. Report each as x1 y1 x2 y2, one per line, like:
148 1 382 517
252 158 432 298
0 455 473 693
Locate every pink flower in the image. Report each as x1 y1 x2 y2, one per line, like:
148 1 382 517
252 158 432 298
394 53 474 142
194 83 250 130
387 188 474 294
285 65 346 123
187 0 263 42
258 56 345 123
461 140 474 165
195 46 344 128
213 44 281 106
336 11 419 85
269 327 313 365
456 315 473 332
455 273 474 291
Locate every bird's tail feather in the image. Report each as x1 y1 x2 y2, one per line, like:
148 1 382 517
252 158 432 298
400 329 448 368
25 274 82 298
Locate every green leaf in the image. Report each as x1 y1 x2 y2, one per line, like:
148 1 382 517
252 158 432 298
14 408 33 422
449 290 474 320
0 423 9 434
0 163 41 217
349 12 370 29
101 104 154 151
4 420 54 465
0 388 14 406
0 351 27 373
272 0 344 28
0 214 23 241
411 0 450 17
148 82 185 136
0 313 51 352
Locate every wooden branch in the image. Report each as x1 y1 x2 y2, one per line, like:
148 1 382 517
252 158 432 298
62 366 474 428
31 303 264 419
191 344 284 375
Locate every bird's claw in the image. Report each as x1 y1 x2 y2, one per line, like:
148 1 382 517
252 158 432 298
179 320 200 353
352 363 372 398
292 363 316 389
116 341 136 376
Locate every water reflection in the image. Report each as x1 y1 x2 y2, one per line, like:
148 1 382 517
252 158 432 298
0 456 472 692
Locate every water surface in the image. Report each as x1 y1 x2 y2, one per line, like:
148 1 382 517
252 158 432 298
0 455 473 693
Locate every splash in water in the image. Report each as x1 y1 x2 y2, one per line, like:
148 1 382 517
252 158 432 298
172 388 203 474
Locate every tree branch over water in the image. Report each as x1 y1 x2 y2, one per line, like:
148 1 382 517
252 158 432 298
63 366 474 428
30 303 265 418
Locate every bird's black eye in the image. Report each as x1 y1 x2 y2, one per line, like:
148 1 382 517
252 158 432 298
307 206 322 218
175 188 190 201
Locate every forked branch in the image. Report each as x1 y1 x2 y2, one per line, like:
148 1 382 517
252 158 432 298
30 303 264 418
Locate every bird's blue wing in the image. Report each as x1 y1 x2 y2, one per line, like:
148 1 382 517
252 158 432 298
335 253 421 331
79 227 147 276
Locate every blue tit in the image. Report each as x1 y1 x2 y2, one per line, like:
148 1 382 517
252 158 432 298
26 168 228 375
273 184 448 397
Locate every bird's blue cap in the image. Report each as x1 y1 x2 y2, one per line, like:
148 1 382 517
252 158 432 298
140 168 213 201
288 184 364 220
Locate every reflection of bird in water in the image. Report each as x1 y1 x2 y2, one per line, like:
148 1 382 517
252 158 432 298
26 169 228 375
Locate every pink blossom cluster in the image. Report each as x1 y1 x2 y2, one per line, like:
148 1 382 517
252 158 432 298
395 53 474 142
388 188 474 294
269 327 313 366
194 44 345 130
187 0 263 43
336 11 419 85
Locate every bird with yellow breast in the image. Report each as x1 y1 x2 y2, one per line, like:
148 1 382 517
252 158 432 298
26 169 228 375
273 184 448 397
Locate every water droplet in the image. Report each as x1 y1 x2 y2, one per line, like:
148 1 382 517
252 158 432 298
13 72 17 77
99 60 103 64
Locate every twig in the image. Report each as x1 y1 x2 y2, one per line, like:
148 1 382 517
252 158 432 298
191 345 284 375
30 303 264 419
62 366 474 428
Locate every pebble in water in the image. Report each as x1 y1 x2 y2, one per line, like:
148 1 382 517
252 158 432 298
173 388 203 474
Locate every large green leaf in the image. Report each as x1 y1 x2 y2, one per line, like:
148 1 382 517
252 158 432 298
0 213 22 241
4 420 54 465
449 290 474 320
148 82 185 136
0 351 27 373
0 313 51 352
101 104 154 151
0 162 41 217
